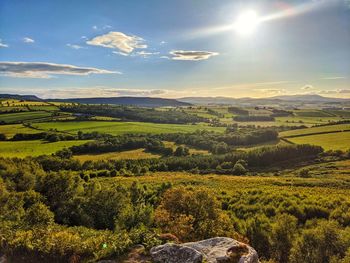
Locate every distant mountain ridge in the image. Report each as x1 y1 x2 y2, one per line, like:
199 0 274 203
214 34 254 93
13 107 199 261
1 93 349 107
0 94 190 107
0 94 42 101
178 94 350 105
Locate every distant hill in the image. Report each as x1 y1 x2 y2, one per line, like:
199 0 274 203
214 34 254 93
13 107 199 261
0 94 41 101
46 97 191 107
0 94 191 107
270 94 348 102
179 95 350 105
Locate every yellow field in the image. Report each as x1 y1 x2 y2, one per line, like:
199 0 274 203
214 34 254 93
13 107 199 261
74 148 161 162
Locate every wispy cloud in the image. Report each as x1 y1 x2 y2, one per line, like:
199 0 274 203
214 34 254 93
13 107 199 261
87 31 147 54
169 50 219 61
92 25 112 31
321 76 346 80
66 43 84 50
0 39 8 48
23 37 35 43
135 51 160 58
0 61 119 78
319 89 350 94
301 84 315 90
254 88 287 95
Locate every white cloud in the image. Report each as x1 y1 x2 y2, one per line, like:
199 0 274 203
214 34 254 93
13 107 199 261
136 51 160 57
0 39 8 48
160 41 167 45
3 87 170 99
169 50 219 61
254 88 287 95
319 89 350 94
66 43 84 50
321 76 346 80
112 51 130 56
86 31 147 54
0 61 119 78
23 37 35 43
301 84 315 90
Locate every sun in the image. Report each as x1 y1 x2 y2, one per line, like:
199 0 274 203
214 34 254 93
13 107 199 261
234 10 260 36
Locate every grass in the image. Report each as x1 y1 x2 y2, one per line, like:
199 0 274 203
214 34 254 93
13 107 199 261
28 105 59 111
275 116 345 126
0 124 40 138
0 111 53 123
293 110 334 117
280 123 350 137
0 106 29 112
0 140 91 158
33 121 226 135
101 160 350 197
324 110 350 118
286 131 350 151
74 148 161 162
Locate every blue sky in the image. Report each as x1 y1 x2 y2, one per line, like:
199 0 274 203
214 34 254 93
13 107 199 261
0 0 349 98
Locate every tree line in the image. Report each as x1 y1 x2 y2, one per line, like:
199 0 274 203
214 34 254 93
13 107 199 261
60 104 208 124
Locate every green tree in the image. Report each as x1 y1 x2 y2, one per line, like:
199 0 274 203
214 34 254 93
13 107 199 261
155 186 235 241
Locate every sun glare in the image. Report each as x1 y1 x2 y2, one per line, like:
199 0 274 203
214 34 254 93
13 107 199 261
234 10 260 36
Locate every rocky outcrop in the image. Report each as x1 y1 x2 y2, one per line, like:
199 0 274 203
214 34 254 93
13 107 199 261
150 237 259 263
150 243 203 263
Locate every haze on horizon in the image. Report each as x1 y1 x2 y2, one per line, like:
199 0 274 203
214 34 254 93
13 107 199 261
0 0 350 99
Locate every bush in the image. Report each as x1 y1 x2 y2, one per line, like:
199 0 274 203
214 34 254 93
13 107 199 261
155 186 235 242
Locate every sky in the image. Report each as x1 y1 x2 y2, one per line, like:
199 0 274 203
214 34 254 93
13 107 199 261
0 0 350 99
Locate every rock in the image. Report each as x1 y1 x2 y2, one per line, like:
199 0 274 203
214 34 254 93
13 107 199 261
150 237 259 263
150 243 203 263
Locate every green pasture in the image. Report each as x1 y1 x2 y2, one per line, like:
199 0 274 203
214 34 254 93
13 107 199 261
280 123 350 137
286 131 350 151
0 111 53 123
0 140 90 158
32 121 226 135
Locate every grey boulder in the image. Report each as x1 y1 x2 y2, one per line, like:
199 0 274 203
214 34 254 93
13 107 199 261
150 237 259 263
150 243 203 263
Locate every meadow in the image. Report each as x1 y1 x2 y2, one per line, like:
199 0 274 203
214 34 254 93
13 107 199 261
279 123 350 137
109 159 350 195
32 121 225 135
0 124 41 138
286 131 350 151
74 148 161 162
0 111 53 123
0 140 90 158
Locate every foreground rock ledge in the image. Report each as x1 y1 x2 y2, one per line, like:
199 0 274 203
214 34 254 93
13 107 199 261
150 237 259 263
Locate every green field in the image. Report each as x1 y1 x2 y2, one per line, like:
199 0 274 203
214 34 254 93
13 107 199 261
0 124 41 138
0 140 91 158
286 131 350 151
275 116 345 126
33 121 226 135
0 111 53 123
280 123 350 137
293 109 334 117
